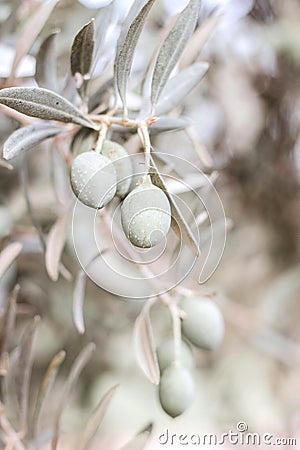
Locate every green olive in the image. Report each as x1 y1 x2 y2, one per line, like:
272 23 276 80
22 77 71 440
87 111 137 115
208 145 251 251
157 338 194 373
181 297 225 350
101 140 132 198
121 181 171 248
70 151 117 209
159 364 195 418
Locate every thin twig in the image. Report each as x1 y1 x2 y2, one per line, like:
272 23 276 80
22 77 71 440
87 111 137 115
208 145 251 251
0 403 26 450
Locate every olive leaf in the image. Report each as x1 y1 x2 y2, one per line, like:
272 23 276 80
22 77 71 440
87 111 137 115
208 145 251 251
45 208 71 282
133 300 160 385
31 350 66 440
0 242 23 279
73 270 86 335
8 0 60 83
36 31 59 92
15 316 40 432
0 87 98 130
151 0 201 110
52 343 96 450
180 14 220 68
79 384 119 450
114 0 157 113
0 285 19 375
71 19 95 99
3 122 63 160
120 423 153 450
149 115 191 133
149 156 200 256
156 62 209 115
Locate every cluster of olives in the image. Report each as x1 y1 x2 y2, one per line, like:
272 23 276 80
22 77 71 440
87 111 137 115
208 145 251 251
70 140 171 248
157 295 224 418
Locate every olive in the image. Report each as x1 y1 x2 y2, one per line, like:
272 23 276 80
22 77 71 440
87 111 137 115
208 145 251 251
70 151 116 209
181 297 225 350
157 338 194 373
121 181 171 248
159 364 195 418
101 140 132 198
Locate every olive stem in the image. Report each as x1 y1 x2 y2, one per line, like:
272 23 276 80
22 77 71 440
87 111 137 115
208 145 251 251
88 114 158 129
137 121 152 180
95 123 109 154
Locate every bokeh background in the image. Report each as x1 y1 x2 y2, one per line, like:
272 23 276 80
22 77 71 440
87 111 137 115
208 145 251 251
0 0 300 448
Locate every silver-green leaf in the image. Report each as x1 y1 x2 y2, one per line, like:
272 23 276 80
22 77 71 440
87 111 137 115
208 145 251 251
36 31 59 91
114 0 156 113
156 62 209 115
149 115 191 133
151 0 201 110
3 122 63 160
71 19 95 97
0 87 98 130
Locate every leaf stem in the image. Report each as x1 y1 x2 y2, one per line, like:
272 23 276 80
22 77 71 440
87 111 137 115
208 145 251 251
137 121 152 179
95 122 109 154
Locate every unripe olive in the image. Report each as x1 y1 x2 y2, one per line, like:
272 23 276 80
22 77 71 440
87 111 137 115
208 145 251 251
157 338 194 373
159 364 195 418
71 151 117 209
101 140 132 198
181 297 225 350
121 181 171 248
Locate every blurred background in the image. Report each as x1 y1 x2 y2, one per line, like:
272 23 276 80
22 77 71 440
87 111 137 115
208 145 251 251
0 0 300 448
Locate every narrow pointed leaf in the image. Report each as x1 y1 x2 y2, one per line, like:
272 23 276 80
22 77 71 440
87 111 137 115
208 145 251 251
52 343 96 450
151 0 200 109
71 20 95 96
149 115 191 133
8 0 60 82
0 285 19 375
36 31 59 91
0 87 98 129
73 270 86 334
133 301 159 385
149 156 200 256
79 384 119 450
115 0 157 111
31 350 66 439
3 122 63 160
156 62 209 115
15 316 40 431
45 208 71 282
0 242 23 279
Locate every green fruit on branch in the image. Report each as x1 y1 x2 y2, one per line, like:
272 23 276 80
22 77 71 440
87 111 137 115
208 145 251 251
157 338 194 373
180 297 225 350
101 140 132 198
70 150 117 209
121 180 171 248
159 364 195 418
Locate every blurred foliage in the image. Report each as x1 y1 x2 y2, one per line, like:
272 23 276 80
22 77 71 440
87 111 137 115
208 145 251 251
0 0 300 448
